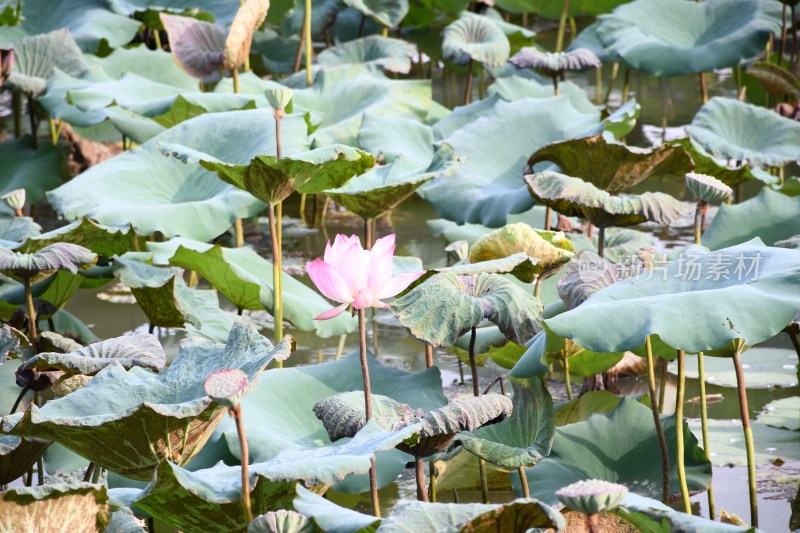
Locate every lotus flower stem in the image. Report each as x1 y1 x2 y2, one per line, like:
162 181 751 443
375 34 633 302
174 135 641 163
563 357 572 400
552 76 559 97
234 218 244 247
415 454 428 501
83 462 95 482
153 27 162 50
428 462 437 501
518 466 530 497
304 0 312 87
294 24 305 73
12 91 22 138
675 349 691 514
27 94 37 148
364 217 374 248
23 278 37 349
231 68 240 94
268 203 284 361
555 0 570 53
733 351 758 527
645 336 670 503
48 117 59 145
693 201 707 245
458 359 465 384
229 404 253 524
298 193 307 224
358 308 381 516
621 69 630 104
586 513 600 533
697 351 716 519
464 59 474 105
544 206 552 231
336 334 347 360
479 458 489 503
699 73 708 103
595 66 602 103
534 278 543 299
381 26 389 38
424 342 433 368
604 62 619 105
468 326 479 396
596 226 606 258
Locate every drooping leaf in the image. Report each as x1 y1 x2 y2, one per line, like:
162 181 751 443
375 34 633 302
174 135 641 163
343 0 408 28
441 14 510 67
3 323 292 480
545 240 800 353
594 0 782 77
5 29 86 97
612 493 758 533
528 135 693 194
509 48 601 76
224 0 270 71
685 97 800 168
0 136 62 205
0 243 97 283
670 137 761 188
16 217 135 257
0 482 110 532
160 13 226 81
556 252 623 310
747 60 800 99
392 272 543 347
316 35 416 74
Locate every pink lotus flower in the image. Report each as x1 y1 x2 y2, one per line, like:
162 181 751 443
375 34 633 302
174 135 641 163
307 234 424 320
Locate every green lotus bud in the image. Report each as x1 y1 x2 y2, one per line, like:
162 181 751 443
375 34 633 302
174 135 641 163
685 172 732 204
264 88 293 111
555 479 628 515
204 367 251 408
1 188 25 214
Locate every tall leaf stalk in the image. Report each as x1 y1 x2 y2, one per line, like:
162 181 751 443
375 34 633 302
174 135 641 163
645 336 670 503
733 351 758 527
675 349 691 514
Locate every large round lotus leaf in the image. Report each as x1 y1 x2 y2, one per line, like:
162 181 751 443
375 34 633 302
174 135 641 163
224 0 270 71
469 223 574 280
291 67 431 147
0 242 97 283
0 482 110 532
420 97 603 227
594 0 782 77
612 493 755 533
546 240 800 353
688 418 800 466
24 332 166 376
145 238 358 338
431 93 503 140
757 396 800 431
0 136 61 206
248 510 313 533
0 0 140 52
2 323 291 480
441 14 510 67
517 398 711 504
131 422 417 533
326 144 461 221
357 113 435 167
526 171 688 229
86 45 198 90
317 36 417 74
685 97 800 168
528 134 693 194
487 76 597 117
343 0 408 28
556 252 623 311
458 376 554 468
16 217 135 257
702 188 800 250
161 143 375 204
47 109 310 242
392 272 542 347
669 346 797 388
223 351 446 493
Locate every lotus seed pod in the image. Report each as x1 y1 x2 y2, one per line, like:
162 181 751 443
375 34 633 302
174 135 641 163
247 510 313 533
204 368 250 408
1 188 25 211
555 479 628 515
264 88 293 111
685 172 732 204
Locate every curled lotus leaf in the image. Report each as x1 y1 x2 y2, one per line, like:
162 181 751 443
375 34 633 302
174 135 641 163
0 324 22 362
392 272 543 347
2 323 292 480
316 35 417 74
469 223 575 280
669 137 760 188
248 510 314 533
160 143 376 205
442 14 510 68
204 368 250 408
458 377 554 469
5 29 87 97
0 243 97 283
313 391 512 456
224 0 270 70
160 13 226 81
685 97 800 168
0 433 50 485
526 171 689 229
685 172 732 204
130 422 418 533
343 0 409 29
555 479 628 515
509 48 601 77
15 217 135 257
556 252 624 310
527 134 694 194
545 239 800 354
0 482 110 533
23 332 166 376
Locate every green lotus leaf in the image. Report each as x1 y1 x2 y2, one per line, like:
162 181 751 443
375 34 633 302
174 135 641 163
476 9 536 54
431 93 502 140
0 0 140 52
420 97 603 227
756 397 800 431
427 206 560 246
3 323 292 480
0 432 49 486
85 45 197 89
292 67 432 147
509 48 601 77
552 390 628 426
146 238 357 337
159 13 225 81
356 113 435 167
670 346 797 388
107 0 240 25
612 493 759 533
343 0 408 28
669 137 761 188
16 217 134 257
685 97 800 168
517 399 711 504
161 143 375 205
526 171 689 229
458 376 554 469
0 136 62 205
0 482 110 532
23 332 166 376
0 216 41 249
326 144 460 221
528 134 693 194
556 252 622 310
487 76 598 116
48 109 311 242
4 29 86 97
0 243 97 284
687 418 800 467
546 240 800 353
293 485 380 533
469 223 574 280
251 28 302 74
223 351 446 493
702 188 800 249
0 324 22 362
594 0 781 77
284 0 344 38
317 36 416 74
224 0 270 71
393 272 542 347
497 0 629 18
105 507 146 533
249 510 314 533
442 14 510 68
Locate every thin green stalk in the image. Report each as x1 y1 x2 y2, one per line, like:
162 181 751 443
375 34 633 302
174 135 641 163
675 349 691 514
597 226 606 258
621 68 631 104
415 455 428 501
268 204 284 361
533 278 543 299
231 68 240 94
299 193 307 224
234 218 244 247
693 202 706 245
479 457 489 504
304 0 312 87
464 58 474 105
563 356 572 400
428 461 437 501
381 26 389 38
359 308 380 516
231 405 253 524
12 91 22 138
468 326 479 397
555 0 570 53
697 351 716 519
335 334 347 360
153 28 162 50
364 217 374 248
604 62 619 105
544 206 552 230
646 337 670 503
48 117 59 145
23 278 37 349
733 352 758 527
518 466 529 497
27 94 37 148
595 66 602 104
699 72 708 103
658 357 668 414
425 342 433 368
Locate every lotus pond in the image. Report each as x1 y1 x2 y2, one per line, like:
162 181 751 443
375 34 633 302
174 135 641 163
0 0 799 532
